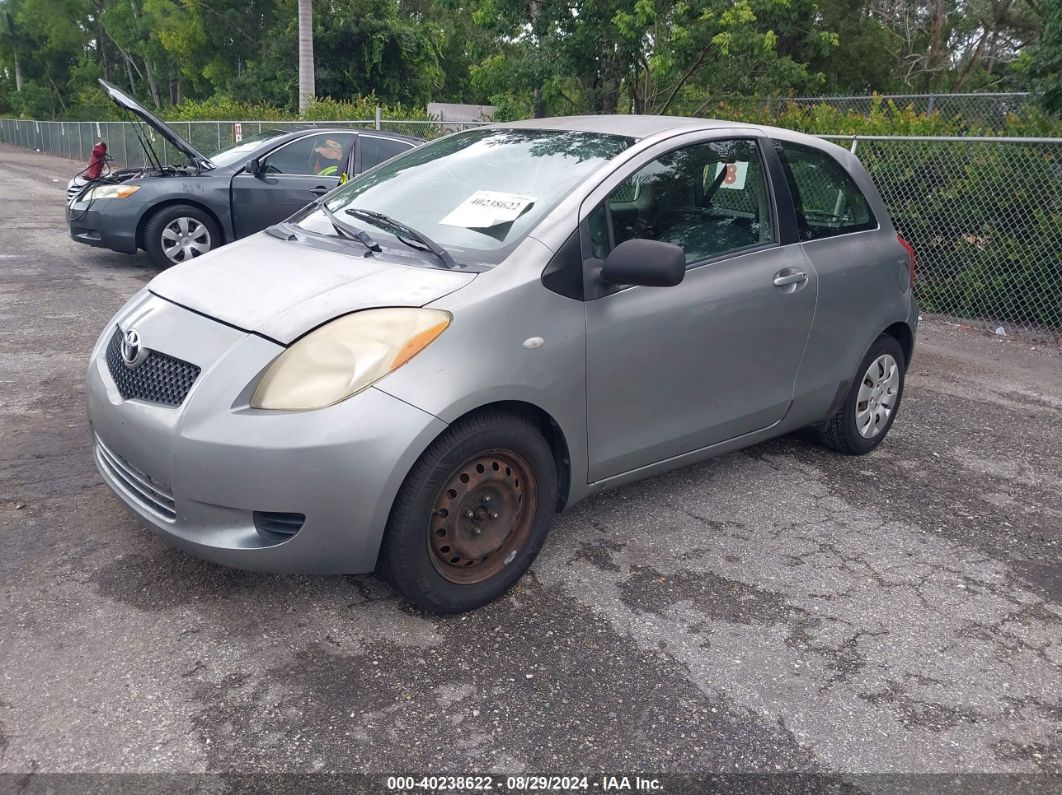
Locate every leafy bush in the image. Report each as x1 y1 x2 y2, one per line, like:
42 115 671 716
159 94 429 122
695 94 1060 137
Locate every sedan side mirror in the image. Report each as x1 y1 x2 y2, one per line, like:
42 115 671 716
601 239 686 287
245 157 264 178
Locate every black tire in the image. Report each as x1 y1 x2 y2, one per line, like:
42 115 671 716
380 410 558 614
142 204 221 269
816 334 906 455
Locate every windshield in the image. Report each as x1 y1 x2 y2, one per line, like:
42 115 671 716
292 128 633 266
208 131 285 168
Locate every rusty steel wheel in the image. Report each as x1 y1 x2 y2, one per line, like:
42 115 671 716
428 450 538 584
382 410 558 614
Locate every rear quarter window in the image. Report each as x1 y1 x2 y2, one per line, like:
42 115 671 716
775 141 876 241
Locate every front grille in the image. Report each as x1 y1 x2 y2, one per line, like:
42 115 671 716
105 327 200 407
94 436 176 520
67 178 86 205
253 512 306 544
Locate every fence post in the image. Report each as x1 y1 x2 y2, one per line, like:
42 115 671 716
849 137 859 155
927 94 936 115
375 106 382 131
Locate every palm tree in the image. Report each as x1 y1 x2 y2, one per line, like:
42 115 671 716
0 10 21 92
297 0 315 113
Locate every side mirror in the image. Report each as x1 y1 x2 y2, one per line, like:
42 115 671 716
601 239 686 287
245 157 263 178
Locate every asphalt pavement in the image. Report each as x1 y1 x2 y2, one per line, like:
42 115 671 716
0 144 1059 785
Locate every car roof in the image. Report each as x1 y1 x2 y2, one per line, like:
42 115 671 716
495 114 842 153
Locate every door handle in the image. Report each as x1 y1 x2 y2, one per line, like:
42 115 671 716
310 186 329 195
773 271 808 287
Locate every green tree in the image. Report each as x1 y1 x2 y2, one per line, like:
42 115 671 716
1027 0 1060 113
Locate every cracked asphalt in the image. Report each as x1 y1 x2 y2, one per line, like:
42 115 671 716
0 144 1060 782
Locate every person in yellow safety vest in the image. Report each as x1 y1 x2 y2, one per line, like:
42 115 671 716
313 138 346 179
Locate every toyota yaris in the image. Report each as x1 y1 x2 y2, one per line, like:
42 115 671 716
87 116 917 613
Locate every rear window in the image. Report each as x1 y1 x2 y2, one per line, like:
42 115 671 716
360 136 413 171
775 141 876 240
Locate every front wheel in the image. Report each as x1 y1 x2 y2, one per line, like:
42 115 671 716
816 335 906 455
142 204 220 269
380 411 558 614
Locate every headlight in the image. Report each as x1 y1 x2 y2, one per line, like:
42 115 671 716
250 308 451 410
85 184 141 200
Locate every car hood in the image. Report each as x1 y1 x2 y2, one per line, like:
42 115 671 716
99 79 210 167
147 233 476 344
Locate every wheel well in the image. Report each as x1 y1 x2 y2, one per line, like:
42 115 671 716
451 401 572 512
135 200 225 250
882 321 914 369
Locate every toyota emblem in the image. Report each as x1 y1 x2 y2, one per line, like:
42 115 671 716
120 328 148 368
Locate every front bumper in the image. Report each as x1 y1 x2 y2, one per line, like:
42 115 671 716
86 291 447 574
68 199 140 254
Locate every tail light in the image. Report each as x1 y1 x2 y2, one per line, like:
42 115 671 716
898 235 916 288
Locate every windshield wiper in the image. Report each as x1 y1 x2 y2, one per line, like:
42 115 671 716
345 208 459 269
319 203 382 254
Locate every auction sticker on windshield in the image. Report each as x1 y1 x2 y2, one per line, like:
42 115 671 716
440 190 536 228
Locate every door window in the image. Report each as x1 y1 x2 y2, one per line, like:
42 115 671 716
774 141 876 240
360 136 413 171
262 133 355 176
594 138 775 265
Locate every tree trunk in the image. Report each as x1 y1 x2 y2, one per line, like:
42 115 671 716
96 1 109 82
297 0 315 113
528 0 544 117
125 56 137 93
532 86 545 118
144 58 161 109
925 0 948 91
14 55 21 92
599 78 619 114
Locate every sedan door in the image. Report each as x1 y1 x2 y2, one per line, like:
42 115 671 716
583 134 817 482
230 132 356 237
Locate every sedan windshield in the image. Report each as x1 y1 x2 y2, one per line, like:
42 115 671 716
294 128 633 266
208 131 285 168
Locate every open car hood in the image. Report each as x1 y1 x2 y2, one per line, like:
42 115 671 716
99 79 210 167
147 232 476 344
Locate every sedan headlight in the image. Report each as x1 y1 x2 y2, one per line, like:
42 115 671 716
250 308 451 410
85 184 141 200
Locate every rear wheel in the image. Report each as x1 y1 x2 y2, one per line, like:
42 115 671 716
143 204 220 269
816 335 905 455
381 411 557 614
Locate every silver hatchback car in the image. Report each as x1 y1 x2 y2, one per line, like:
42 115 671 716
87 116 917 613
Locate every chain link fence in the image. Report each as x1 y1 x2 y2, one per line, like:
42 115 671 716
0 116 1058 335
688 92 1032 129
0 117 486 170
823 135 1061 334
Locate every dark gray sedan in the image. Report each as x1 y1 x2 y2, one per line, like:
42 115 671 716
67 80 420 268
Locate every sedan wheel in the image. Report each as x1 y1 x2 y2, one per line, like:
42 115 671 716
142 204 221 270
161 216 212 263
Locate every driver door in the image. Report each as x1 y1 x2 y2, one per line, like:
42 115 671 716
584 133 817 481
230 132 356 237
